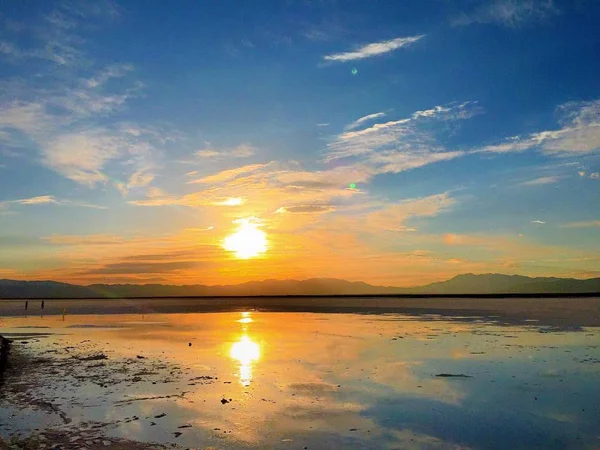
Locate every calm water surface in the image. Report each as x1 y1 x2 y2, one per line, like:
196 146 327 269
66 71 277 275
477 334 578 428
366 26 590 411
1 311 599 449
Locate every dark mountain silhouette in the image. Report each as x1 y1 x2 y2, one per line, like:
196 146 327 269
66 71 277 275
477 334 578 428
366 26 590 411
0 273 598 298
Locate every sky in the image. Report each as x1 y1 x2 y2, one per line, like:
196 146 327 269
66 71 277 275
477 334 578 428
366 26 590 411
0 0 599 286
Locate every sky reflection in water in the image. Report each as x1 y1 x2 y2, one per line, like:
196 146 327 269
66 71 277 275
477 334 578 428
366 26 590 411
1 311 599 449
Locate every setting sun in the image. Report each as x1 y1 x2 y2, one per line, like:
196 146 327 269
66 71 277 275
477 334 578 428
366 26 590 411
223 218 268 259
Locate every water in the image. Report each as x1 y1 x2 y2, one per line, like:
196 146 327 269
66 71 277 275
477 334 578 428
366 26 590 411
1 311 599 449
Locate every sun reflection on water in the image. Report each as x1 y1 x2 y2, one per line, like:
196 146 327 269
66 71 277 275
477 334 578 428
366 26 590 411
230 312 260 386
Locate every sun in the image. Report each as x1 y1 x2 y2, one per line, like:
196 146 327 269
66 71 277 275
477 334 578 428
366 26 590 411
223 218 268 259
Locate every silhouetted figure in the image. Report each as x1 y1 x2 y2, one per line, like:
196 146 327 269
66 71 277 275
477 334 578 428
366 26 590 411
25 301 28 311
41 300 45 310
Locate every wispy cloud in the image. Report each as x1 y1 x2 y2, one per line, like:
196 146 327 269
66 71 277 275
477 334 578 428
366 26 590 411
476 98 600 156
591 172 599 179
345 112 386 131
0 195 106 209
188 163 270 184
324 101 481 175
560 220 600 229
276 205 335 214
452 0 558 27
0 4 165 189
364 193 456 232
531 220 546 224
195 144 256 160
323 35 424 62
520 175 561 186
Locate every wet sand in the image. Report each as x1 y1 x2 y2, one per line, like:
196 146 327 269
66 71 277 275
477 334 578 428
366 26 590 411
2 296 600 327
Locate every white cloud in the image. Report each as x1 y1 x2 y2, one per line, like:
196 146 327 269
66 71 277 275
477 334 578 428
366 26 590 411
452 0 558 27
531 220 546 224
83 63 134 88
519 176 561 186
324 101 480 175
195 150 220 158
0 5 162 189
345 112 386 131
323 35 424 62
476 99 600 156
188 163 271 184
43 131 122 186
591 172 600 179
194 144 256 159
0 195 106 209
578 171 586 177
13 195 58 205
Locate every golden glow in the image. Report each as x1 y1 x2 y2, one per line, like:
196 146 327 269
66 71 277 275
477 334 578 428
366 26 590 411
215 197 244 206
223 218 267 259
237 311 253 324
230 335 260 386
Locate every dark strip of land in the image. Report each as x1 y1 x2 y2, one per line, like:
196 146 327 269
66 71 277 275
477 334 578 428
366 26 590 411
1 296 599 328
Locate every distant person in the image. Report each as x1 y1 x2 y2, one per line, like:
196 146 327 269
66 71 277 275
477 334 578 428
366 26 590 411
25 301 28 311
41 300 45 310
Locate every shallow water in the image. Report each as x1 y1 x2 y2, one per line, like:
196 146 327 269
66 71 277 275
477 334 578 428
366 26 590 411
1 311 599 449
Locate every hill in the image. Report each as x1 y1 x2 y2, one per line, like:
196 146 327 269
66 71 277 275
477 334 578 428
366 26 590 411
0 273 599 298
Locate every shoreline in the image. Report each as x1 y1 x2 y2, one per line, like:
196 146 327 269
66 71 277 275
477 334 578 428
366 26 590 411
1 296 599 327
1 292 598 300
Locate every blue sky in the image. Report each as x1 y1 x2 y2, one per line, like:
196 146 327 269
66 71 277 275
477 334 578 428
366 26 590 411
0 0 599 285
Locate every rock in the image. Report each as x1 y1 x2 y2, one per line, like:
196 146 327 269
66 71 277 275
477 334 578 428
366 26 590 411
154 413 167 418
220 398 229 404
188 343 192 346
177 424 192 429
173 432 182 438
136 355 145 359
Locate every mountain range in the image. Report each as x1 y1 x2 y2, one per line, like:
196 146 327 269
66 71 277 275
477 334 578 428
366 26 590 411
0 274 599 298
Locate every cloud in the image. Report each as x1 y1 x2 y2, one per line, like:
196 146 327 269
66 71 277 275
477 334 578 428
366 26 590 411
324 101 480 175
81 261 201 275
0 195 106 209
188 163 270 184
195 150 220 158
345 112 386 131
83 63 134 88
519 176 561 186
194 144 256 159
364 193 455 232
477 99 600 156
276 205 335 214
560 220 600 229
591 172 599 179
12 195 58 205
531 220 546 224
452 0 558 27
578 171 586 177
0 6 164 188
323 35 424 62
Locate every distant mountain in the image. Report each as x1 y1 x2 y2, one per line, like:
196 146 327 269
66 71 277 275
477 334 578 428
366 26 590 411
411 273 600 294
0 273 598 298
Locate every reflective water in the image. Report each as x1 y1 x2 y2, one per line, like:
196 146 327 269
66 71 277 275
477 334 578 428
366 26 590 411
1 311 599 449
